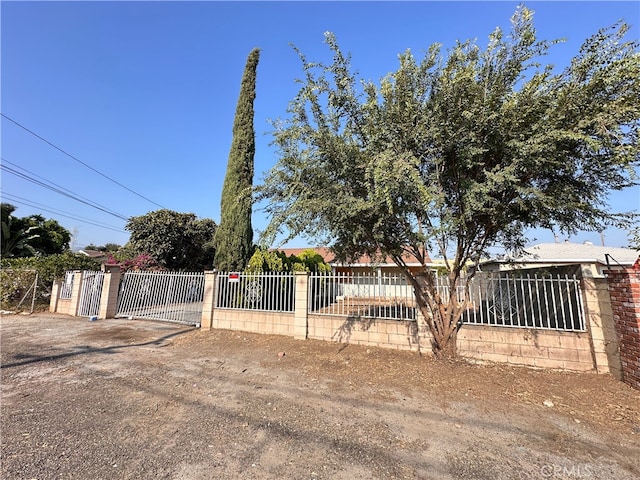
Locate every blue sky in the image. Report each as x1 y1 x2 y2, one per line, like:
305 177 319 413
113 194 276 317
2 1 639 251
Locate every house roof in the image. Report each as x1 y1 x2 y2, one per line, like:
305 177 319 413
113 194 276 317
485 242 639 267
278 247 432 267
78 249 109 259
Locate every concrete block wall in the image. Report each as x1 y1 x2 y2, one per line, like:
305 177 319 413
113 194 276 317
200 271 615 372
457 325 594 371
606 261 640 390
581 275 622 377
308 314 431 352
211 309 295 336
50 270 84 317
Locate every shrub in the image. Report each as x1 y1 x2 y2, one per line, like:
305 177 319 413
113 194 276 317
1 252 101 311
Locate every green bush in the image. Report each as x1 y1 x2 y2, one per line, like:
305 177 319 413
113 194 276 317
1 252 101 311
246 248 331 273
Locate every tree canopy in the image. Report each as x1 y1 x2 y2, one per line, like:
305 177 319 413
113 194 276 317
84 243 121 252
125 209 216 271
246 248 331 273
257 6 640 355
214 48 260 272
1 203 71 257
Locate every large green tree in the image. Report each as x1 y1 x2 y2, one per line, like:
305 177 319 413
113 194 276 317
125 209 216 271
258 7 640 356
214 48 260 272
25 215 71 255
1 204 71 257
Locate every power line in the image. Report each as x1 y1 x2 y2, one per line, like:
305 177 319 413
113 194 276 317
1 113 168 209
1 157 130 220
1 192 127 234
1 162 130 221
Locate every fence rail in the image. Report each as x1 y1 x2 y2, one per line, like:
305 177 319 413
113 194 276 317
57 268 586 333
308 271 585 331
462 273 585 331
116 271 205 326
309 272 416 320
215 272 295 312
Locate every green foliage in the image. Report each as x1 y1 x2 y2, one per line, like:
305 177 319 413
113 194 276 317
246 248 288 273
27 216 71 255
84 243 121 252
1 251 101 281
290 249 332 273
125 209 217 271
628 226 640 251
1 203 71 257
2 203 38 257
245 248 331 273
0 268 40 311
1 252 101 310
214 49 260 272
258 6 640 354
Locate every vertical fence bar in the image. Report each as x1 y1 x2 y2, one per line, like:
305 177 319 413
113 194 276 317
549 274 559 329
566 275 577 330
558 275 568 330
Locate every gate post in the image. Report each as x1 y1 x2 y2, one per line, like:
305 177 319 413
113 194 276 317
201 271 217 330
50 279 61 313
580 265 622 377
68 270 84 317
99 265 121 319
293 272 309 340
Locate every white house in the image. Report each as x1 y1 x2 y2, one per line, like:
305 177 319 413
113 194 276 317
480 242 639 278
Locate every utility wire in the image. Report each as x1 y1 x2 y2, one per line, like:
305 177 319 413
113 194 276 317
1 163 130 221
2 192 127 233
1 113 168 209
1 157 130 220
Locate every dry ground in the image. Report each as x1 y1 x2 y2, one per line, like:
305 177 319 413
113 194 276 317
1 313 639 479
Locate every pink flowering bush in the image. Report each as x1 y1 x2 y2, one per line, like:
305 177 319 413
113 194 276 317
106 253 165 273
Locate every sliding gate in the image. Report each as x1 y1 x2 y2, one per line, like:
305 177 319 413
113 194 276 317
116 271 205 326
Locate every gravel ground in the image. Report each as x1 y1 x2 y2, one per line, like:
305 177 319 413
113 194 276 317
1 313 639 479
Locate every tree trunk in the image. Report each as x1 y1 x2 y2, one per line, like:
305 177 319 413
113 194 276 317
407 269 465 358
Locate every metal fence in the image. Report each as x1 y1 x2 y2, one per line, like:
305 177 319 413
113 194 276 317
215 272 295 312
60 271 74 299
78 271 105 317
116 271 205 326
308 271 586 331
462 273 585 331
309 272 416 320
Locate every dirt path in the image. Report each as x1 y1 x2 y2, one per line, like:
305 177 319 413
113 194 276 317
1 313 639 479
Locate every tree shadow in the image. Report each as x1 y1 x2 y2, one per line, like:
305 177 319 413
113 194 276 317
332 311 426 354
1 327 195 369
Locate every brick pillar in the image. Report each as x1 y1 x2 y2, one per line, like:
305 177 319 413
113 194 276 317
98 265 121 319
606 259 640 391
68 270 84 317
580 267 622 377
201 271 217 330
293 271 309 340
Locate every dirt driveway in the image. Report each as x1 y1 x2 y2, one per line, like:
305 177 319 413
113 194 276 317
1 313 639 479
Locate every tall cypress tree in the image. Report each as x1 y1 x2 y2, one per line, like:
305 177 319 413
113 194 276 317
213 48 260 271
